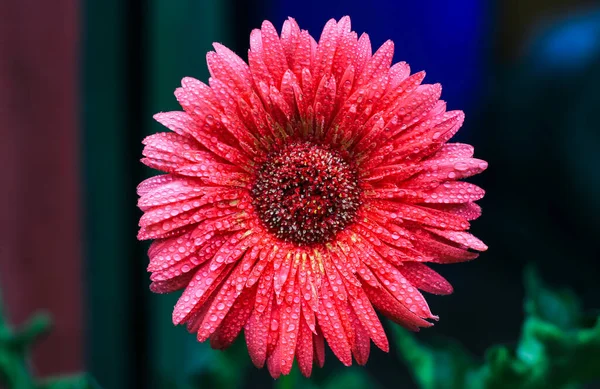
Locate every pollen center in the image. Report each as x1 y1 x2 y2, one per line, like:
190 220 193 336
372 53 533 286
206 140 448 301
251 142 361 245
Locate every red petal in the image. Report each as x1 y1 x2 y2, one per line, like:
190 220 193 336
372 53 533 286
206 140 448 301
354 33 372 76
280 18 301 66
290 30 313 78
331 17 356 83
349 308 371 365
196 262 250 342
279 276 301 374
207 77 259 156
149 271 194 294
418 182 485 204
378 71 426 116
381 202 470 231
410 158 488 187
266 301 281 378
315 281 352 366
312 19 339 91
388 61 410 88
363 283 433 331
425 228 488 251
172 261 233 325
207 43 253 95
349 290 389 352
399 262 453 295
313 75 337 134
313 327 326 368
149 235 228 281
248 30 275 87
296 315 314 377
153 111 198 139
210 284 257 349
137 178 205 210
356 40 394 87
428 202 482 221
360 244 437 321
412 230 480 263
433 143 475 159
266 339 282 379
260 21 288 86
244 290 273 368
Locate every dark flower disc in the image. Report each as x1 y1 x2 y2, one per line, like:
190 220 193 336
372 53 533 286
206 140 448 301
251 141 361 245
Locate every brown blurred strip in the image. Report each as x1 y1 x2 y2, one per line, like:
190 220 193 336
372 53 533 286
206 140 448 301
0 0 82 376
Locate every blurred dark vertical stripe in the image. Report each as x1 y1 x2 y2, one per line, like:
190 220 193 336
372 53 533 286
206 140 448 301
0 0 82 377
125 0 150 387
230 0 268 55
83 0 144 387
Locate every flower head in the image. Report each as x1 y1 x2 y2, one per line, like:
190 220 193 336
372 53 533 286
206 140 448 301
138 16 487 378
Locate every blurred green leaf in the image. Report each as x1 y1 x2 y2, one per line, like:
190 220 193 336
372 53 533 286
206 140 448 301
270 360 377 389
186 338 250 389
36 374 102 389
0 287 103 389
524 266 582 330
393 267 600 389
391 325 475 389
275 365 303 389
321 368 378 389
11 314 52 351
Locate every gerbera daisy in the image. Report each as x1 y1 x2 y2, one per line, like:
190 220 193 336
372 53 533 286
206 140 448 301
137 16 487 378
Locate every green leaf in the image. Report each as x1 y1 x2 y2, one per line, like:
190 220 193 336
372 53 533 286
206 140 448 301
393 267 600 389
0 286 103 389
276 366 300 389
36 374 103 389
524 266 582 330
322 368 377 389
11 314 52 351
391 325 475 389
186 338 250 389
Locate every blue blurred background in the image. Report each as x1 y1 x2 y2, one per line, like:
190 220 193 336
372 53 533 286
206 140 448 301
1 0 599 388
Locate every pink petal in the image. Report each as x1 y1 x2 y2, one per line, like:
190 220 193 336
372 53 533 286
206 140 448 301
210 284 257 349
425 228 488 251
315 281 352 366
349 290 389 352
172 261 234 325
349 307 371 365
260 21 288 86
296 315 315 377
399 262 453 295
356 40 394 87
244 290 273 368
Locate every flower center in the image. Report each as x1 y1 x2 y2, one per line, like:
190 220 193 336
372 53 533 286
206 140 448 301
251 142 361 245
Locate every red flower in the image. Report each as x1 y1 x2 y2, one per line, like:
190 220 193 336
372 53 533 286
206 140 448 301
137 16 487 378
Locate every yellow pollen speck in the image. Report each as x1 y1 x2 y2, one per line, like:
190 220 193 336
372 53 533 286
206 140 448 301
312 250 325 274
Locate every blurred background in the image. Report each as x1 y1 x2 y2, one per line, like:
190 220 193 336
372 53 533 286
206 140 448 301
1 0 599 388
